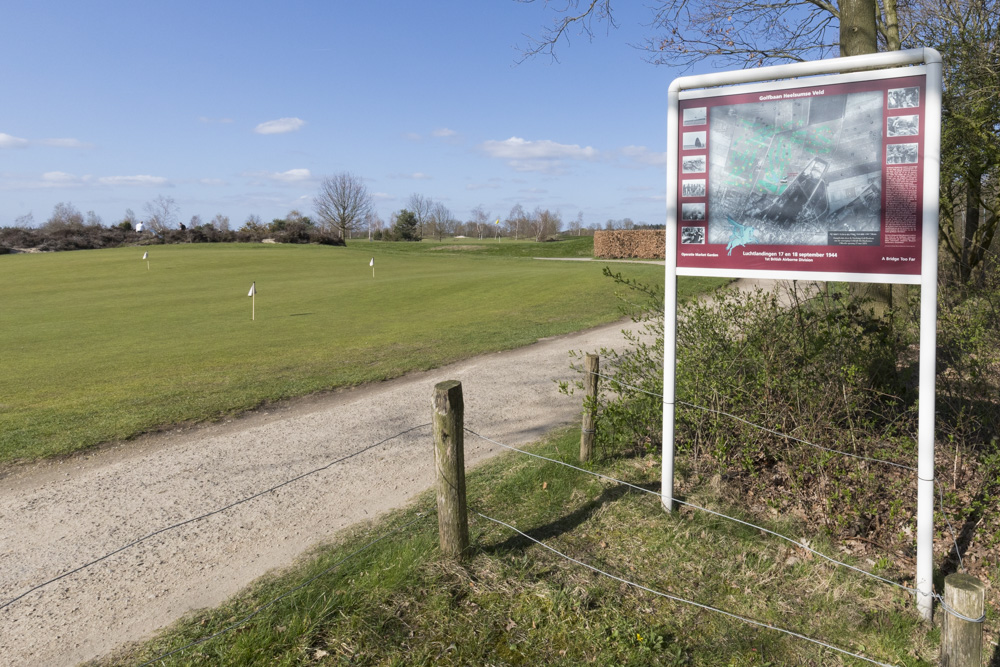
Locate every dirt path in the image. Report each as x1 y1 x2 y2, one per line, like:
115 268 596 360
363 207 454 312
0 321 636 666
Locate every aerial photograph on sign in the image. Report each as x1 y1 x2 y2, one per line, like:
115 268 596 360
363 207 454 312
706 90 884 247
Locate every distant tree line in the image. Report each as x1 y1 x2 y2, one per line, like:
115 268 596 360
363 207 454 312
2 169 654 253
0 200 345 254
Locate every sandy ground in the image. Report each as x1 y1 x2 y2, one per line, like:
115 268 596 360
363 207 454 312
0 320 638 666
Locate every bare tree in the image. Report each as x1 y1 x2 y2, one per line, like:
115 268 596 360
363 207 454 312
530 207 562 241
470 205 492 240
14 212 34 228
430 202 454 241
314 172 373 241
365 210 384 240
408 193 433 238
43 202 85 231
506 203 528 240
144 195 180 233
518 0 905 70
211 213 231 231
121 208 139 230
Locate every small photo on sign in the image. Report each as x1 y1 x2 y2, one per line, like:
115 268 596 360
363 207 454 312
682 131 707 150
886 143 919 164
681 202 706 221
887 115 919 137
682 155 706 174
888 86 920 109
681 226 705 244
682 179 706 198
683 107 707 126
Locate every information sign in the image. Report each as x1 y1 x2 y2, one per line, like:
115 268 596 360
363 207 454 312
675 68 930 283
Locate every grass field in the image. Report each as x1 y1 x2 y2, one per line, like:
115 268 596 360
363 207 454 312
0 238 717 463
97 428 936 666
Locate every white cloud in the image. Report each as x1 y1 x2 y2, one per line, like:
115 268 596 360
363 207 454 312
254 117 306 135
620 145 666 167
483 137 597 161
388 172 432 180
270 168 312 182
481 137 598 173
465 182 502 191
0 133 29 148
39 138 92 149
432 127 457 138
402 132 422 141
98 175 169 186
42 171 83 184
372 191 393 201
246 168 312 183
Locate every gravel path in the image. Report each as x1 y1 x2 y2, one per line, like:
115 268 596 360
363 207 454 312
0 321 636 666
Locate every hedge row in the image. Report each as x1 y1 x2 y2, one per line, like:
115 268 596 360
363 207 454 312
0 224 344 253
593 230 666 259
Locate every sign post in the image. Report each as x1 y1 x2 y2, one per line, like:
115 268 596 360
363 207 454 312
664 48 941 620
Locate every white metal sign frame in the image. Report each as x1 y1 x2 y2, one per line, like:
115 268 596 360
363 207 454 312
663 48 942 620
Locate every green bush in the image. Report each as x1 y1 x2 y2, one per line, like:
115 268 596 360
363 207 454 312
565 270 914 462
566 260 1000 556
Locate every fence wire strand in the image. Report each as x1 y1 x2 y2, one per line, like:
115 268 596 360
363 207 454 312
473 509 900 667
138 511 434 666
587 370 974 610
1 423 433 612
939 481 965 572
464 428 921 597
591 370 917 472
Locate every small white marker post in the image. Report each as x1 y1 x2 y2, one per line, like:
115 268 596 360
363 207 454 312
370 257 375 278
248 281 256 321
142 251 149 270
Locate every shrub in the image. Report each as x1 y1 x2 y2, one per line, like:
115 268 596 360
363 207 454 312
565 262 1000 559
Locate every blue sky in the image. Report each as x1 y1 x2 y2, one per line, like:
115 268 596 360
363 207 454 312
1 1 682 230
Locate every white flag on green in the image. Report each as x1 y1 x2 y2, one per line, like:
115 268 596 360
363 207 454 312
248 282 256 297
142 251 148 260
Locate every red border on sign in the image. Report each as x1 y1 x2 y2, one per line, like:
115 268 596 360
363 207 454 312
676 74 926 277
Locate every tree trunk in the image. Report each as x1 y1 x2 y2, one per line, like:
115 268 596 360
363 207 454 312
962 174 983 283
840 0 909 318
838 0 878 57
882 0 901 51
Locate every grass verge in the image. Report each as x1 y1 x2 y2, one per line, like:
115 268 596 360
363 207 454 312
0 242 720 464
95 428 937 666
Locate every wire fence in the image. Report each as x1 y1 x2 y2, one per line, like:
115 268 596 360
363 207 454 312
136 511 434 667
465 427 922 596
593 370 918 472
0 423 433 613
1 370 986 665
472 508 900 667
466 418 987 664
591 370 970 571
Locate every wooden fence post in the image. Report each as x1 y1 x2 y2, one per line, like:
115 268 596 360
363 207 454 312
433 380 469 559
940 573 984 667
581 354 600 462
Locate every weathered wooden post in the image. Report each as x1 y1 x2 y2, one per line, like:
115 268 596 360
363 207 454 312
433 380 469 559
940 573 985 666
580 354 599 462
